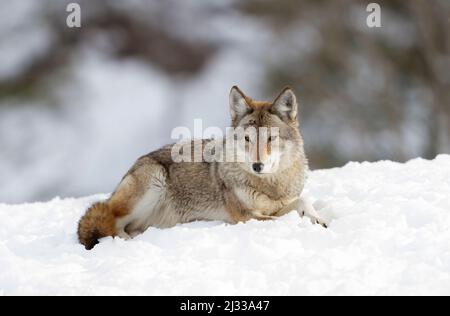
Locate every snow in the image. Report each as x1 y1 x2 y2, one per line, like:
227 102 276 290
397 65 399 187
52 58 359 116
1 155 450 295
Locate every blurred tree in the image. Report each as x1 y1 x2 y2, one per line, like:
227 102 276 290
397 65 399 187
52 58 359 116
239 0 450 168
0 0 216 100
0 0 448 170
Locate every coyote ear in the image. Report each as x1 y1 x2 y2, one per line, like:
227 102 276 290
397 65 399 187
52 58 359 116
229 86 252 123
272 87 298 122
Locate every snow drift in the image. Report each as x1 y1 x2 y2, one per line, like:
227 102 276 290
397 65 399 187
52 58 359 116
1 155 450 295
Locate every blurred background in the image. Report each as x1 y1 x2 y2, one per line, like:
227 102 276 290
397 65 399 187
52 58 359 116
0 0 449 203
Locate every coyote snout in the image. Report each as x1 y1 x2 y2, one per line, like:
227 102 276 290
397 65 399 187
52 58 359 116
252 162 263 173
233 127 282 175
77 85 327 250
247 139 281 175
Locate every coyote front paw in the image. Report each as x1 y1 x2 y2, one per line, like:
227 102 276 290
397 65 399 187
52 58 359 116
300 211 328 228
313 217 328 228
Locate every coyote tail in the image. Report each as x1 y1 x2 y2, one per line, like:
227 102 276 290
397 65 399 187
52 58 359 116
77 202 117 250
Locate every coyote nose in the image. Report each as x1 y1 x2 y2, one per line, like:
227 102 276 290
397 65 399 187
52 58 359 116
252 163 263 173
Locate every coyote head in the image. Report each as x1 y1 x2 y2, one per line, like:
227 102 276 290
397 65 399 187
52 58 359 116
228 86 305 175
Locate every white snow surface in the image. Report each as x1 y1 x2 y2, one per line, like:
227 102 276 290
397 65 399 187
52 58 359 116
1 155 450 296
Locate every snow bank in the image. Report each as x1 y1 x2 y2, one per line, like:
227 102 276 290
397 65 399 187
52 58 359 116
1 155 450 295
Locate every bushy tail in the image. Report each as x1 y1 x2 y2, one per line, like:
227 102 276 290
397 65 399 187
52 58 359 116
77 202 117 250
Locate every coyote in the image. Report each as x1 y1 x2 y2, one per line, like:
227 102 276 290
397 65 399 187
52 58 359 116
78 86 327 250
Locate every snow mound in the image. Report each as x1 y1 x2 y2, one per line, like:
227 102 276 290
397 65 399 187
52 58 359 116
1 155 450 295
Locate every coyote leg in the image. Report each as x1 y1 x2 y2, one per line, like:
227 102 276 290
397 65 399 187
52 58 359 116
297 198 328 228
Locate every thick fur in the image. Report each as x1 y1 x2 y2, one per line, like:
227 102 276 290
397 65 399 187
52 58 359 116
77 202 117 250
78 86 326 250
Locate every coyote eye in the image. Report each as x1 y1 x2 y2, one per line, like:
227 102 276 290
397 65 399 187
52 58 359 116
245 136 250 142
268 136 277 142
